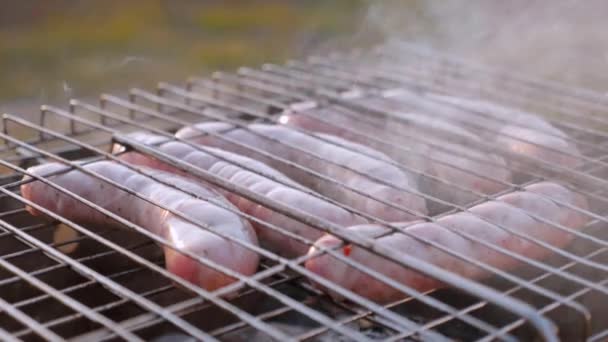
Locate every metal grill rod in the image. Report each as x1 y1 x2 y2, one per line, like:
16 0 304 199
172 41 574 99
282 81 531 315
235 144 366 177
293 295 419 341
0 292 63 341
10 262 170 339
0 327 20 342
236 67 351 100
0 226 92 263
416 240 608 342
206 72 315 105
4 241 159 309
95 269 300 341
0 221 146 342
261 62 360 94
73 260 306 340
8 109 553 341
187 77 310 120
0 221 55 255
286 59 391 92
590 327 608 342
87 267 408 342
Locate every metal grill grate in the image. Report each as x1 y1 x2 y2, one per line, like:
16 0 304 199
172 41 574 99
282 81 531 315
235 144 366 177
0 41 607 341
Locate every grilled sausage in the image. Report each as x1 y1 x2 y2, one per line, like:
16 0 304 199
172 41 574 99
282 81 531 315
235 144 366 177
176 122 427 222
280 111 511 212
428 95 582 173
305 182 589 303
21 161 259 291
114 132 366 257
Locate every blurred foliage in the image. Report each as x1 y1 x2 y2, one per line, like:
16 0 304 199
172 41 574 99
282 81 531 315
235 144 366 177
0 0 365 102
5 0 602 105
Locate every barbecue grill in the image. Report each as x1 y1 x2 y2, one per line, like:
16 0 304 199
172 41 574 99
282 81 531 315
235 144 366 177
0 41 607 341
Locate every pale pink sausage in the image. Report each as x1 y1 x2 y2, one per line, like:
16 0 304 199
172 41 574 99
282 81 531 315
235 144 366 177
496 123 581 174
176 122 427 222
305 182 589 303
21 161 259 291
114 132 366 257
428 95 582 171
360 91 580 179
280 111 511 211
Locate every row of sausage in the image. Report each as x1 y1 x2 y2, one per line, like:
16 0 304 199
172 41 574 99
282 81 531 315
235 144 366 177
21 99 589 302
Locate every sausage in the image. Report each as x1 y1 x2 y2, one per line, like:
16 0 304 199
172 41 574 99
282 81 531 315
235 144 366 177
496 121 581 175
428 95 582 173
362 91 580 180
175 122 427 222
113 132 366 257
280 110 511 212
305 182 589 303
21 161 259 291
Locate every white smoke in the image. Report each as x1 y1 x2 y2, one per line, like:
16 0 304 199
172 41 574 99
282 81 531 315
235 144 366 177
361 0 608 91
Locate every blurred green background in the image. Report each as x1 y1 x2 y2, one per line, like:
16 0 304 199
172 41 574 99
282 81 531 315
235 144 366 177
2 0 608 109
0 0 367 104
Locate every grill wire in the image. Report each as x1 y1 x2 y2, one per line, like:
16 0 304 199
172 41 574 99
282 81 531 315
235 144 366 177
0 41 607 341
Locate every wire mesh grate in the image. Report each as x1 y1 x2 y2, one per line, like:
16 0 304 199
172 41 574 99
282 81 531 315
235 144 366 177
0 43 606 341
